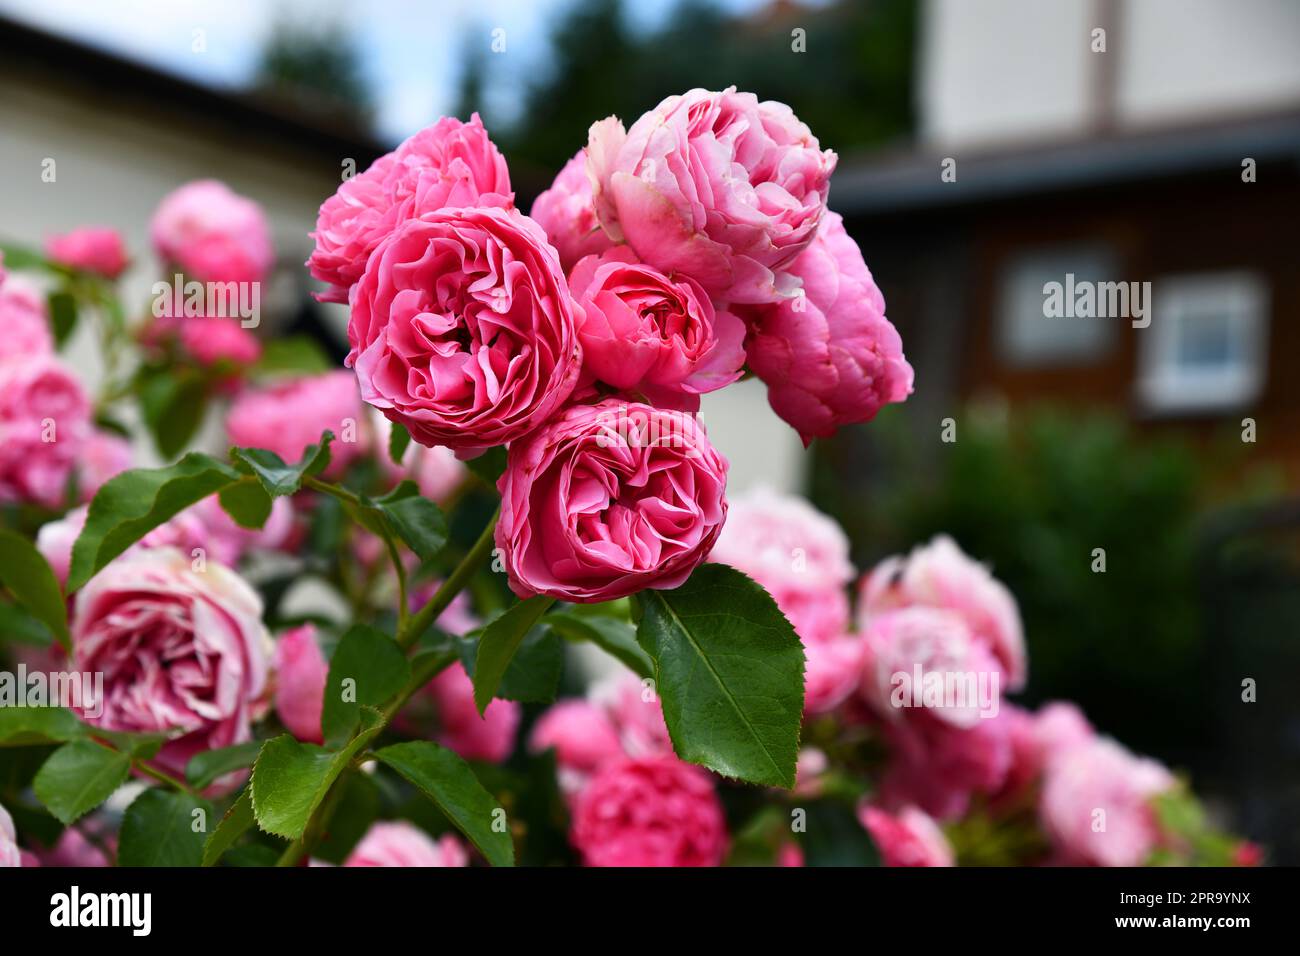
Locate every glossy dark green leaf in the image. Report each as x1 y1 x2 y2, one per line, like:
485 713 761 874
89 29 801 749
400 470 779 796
217 480 272 529
471 596 555 714
458 623 562 704
0 707 86 747
185 740 264 790
118 788 212 867
547 612 652 678
320 624 409 747
67 453 241 592
388 421 411 466
374 741 514 867
33 740 131 825
0 530 71 652
202 789 256 867
231 431 334 498
635 563 804 789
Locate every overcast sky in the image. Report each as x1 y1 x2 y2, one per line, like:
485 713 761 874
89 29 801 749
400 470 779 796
0 0 785 143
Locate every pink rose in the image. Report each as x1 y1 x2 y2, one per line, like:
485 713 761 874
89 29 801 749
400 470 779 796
226 370 364 478
151 180 273 284
45 227 129 279
427 662 520 763
591 674 674 759
0 356 90 508
571 754 728 867
587 87 836 304
803 635 865 716
78 429 133 501
0 275 54 360
741 213 913 444
569 247 745 408
879 711 1015 820
309 115 513 304
708 486 854 643
344 822 468 868
1039 737 1175 867
496 399 728 602
72 548 271 775
860 607 1004 729
859 535 1026 690
273 624 328 744
347 207 581 452
0 801 20 868
36 505 87 586
178 316 263 367
528 700 623 776
860 805 954 867
191 494 295 566
529 149 614 272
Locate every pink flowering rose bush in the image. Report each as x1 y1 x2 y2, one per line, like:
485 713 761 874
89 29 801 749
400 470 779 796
0 90 1249 871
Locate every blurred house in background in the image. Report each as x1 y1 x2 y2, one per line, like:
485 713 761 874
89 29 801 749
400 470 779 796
836 0 1300 478
0 14 380 405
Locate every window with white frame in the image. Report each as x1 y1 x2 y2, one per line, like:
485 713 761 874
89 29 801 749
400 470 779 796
1137 271 1269 414
996 244 1119 366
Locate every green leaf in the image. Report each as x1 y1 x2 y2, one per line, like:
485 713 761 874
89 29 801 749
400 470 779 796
798 801 881 867
251 336 334 378
185 740 264 790
33 740 131 825
217 480 272 530
458 623 562 704
0 707 86 747
374 741 514 867
464 446 506 486
0 242 53 271
0 530 71 653
47 290 78 347
634 563 805 789
547 612 653 678
139 371 208 459
370 481 447 562
311 771 380 864
118 788 212 867
203 789 256 867
388 421 411 466
0 601 54 647
231 431 333 498
250 710 381 841
67 453 241 592
472 596 556 714
320 624 410 747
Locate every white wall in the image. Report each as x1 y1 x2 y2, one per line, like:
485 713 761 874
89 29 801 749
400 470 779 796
920 0 1300 148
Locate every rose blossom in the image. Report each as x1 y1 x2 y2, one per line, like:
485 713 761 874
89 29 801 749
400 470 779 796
309 114 512 303
879 710 1015 820
427 663 520 763
71 548 271 775
528 699 623 776
226 370 364 478
571 754 728 867
344 822 468 868
587 87 836 303
78 429 133 501
860 804 954 867
1039 736 1175 867
529 149 613 272
151 180 273 284
273 624 328 744
569 247 746 409
0 275 54 360
347 207 581 452
859 535 1026 690
496 399 728 602
45 227 129 279
708 486 854 643
803 635 865 716
178 316 263 366
0 356 90 508
740 212 913 444
0 801 20 868
591 673 674 759
860 607 1004 729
